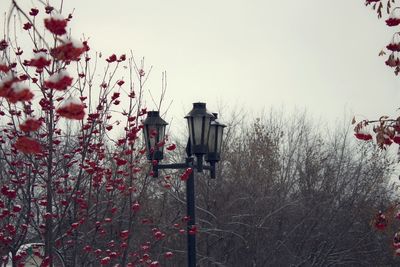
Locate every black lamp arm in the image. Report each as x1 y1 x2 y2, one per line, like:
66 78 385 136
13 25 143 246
152 158 216 178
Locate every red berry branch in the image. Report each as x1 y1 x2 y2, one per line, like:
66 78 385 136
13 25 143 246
358 0 400 258
0 1 179 266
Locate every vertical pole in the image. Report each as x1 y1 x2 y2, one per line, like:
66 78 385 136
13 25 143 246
210 161 216 179
152 161 159 178
186 159 196 267
196 155 203 172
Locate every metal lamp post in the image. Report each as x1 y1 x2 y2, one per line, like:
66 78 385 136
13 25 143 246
143 103 225 267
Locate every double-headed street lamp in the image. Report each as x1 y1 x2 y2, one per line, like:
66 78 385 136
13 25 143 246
143 102 226 267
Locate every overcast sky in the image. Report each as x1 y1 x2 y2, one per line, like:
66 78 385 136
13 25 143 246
4 0 400 126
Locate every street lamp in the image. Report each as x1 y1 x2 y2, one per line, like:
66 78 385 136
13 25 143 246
143 111 168 161
143 103 225 267
184 102 215 172
206 113 226 178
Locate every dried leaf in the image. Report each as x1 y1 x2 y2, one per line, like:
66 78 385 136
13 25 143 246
380 115 389 121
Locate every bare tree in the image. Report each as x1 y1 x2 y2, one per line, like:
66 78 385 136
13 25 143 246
156 110 397 266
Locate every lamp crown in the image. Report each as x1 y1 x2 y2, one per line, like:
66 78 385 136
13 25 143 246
193 102 206 109
147 111 160 117
143 111 168 126
185 102 215 119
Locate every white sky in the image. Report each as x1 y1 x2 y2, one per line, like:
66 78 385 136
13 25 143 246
3 0 400 125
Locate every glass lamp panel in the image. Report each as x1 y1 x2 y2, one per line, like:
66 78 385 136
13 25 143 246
148 126 157 149
216 126 224 153
187 118 194 146
158 125 165 140
157 125 166 152
203 116 211 146
143 125 151 151
208 125 217 153
192 116 204 146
